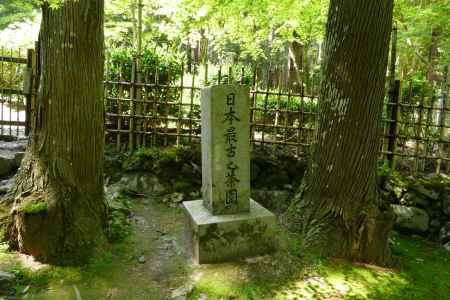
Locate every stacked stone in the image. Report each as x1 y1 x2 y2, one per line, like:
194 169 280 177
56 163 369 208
382 175 450 250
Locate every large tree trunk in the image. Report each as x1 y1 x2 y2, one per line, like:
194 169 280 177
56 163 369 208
290 0 395 266
5 0 106 265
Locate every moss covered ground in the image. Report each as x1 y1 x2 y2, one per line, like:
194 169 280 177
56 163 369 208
1 194 449 300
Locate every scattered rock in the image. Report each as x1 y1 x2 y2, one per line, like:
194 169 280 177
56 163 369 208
133 216 146 226
439 222 450 244
119 173 166 195
0 271 16 293
198 293 208 300
442 191 450 217
391 204 429 233
171 282 195 300
0 139 27 177
410 183 439 201
406 192 429 208
0 177 14 194
161 192 184 204
0 152 17 177
444 242 450 252
430 219 441 229
188 190 201 199
138 256 146 263
22 285 31 294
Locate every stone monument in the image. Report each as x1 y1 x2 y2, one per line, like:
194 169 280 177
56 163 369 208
182 84 276 264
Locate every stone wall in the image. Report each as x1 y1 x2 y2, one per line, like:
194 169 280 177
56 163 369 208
380 172 450 250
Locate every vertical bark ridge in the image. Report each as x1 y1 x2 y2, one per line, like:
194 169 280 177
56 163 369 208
6 0 106 265
291 0 395 265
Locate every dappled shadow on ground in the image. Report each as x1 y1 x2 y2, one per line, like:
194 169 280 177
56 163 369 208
0 196 193 300
187 231 450 300
2 197 450 300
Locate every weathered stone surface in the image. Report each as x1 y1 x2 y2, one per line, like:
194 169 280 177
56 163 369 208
161 192 184 204
183 199 277 264
119 173 166 194
201 85 250 215
0 271 15 293
442 190 450 216
0 177 15 194
405 192 429 208
410 183 439 200
391 204 429 233
0 139 27 177
444 242 450 252
439 222 450 244
0 152 16 177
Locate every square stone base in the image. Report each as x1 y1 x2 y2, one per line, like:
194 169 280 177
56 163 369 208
182 199 277 264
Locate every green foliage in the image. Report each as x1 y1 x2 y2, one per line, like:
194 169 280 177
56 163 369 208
0 1 35 30
394 0 450 80
107 47 181 82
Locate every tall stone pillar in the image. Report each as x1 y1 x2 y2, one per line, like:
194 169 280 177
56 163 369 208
182 85 276 264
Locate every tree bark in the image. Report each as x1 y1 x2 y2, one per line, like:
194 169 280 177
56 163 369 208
5 0 106 265
290 0 395 265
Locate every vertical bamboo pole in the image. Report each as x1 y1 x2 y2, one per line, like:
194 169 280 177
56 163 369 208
8 48 12 136
152 59 160 146
176 62 184 146
425 93 436 167
436 88 446 174
384 27 397 163
387 80 401 170
117 65 124 151
261 67 271 147
163 67 171 146
414 85 425 174
296 84 304 156
218 66 222 85
129 59 136 150
250 66 257 150
283 70 290 145
142 72 149 147
274 67 282 144
188 65 195 143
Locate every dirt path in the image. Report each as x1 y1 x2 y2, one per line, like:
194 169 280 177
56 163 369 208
1 196 193 300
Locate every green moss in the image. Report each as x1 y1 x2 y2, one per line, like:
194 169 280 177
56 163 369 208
19 202 48 215
188 234 450 300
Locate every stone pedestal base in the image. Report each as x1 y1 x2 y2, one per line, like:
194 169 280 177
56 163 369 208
182 199 277 264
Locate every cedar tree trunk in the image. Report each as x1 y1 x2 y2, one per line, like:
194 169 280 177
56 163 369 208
5 0 106 265
291 0 395 265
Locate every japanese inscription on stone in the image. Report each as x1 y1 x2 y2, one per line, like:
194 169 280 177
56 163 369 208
201 85 250 215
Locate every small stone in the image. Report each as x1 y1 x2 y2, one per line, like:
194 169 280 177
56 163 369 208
444 242 450 251
138 256 146 263
391 204 429 233
198 293 208 300
171 192 184 203
171 282 195 299
439 222 450 243
430 219 441 228
283 184 293 190
0 271 16 291
22 285 31 294
134 216 146 226
410 184 439 200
